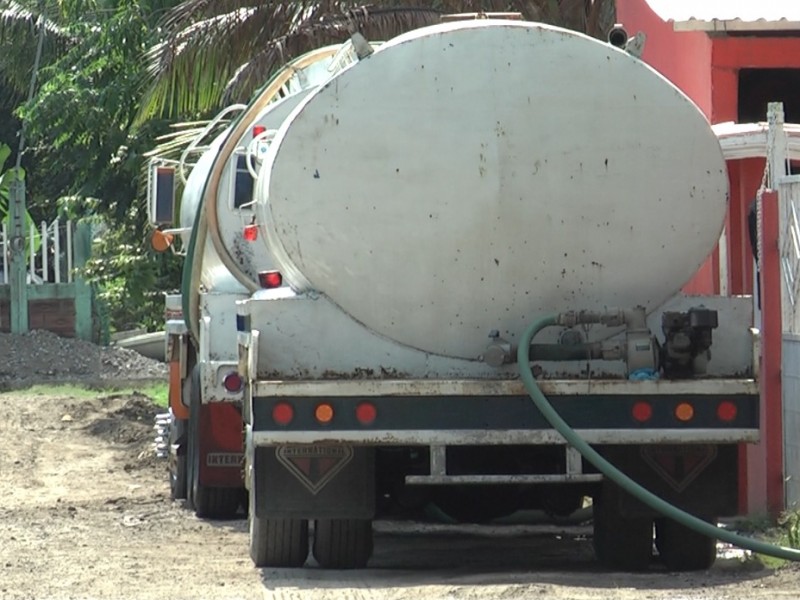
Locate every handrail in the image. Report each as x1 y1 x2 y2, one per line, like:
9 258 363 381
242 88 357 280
713 121 800 161
178 104 248 183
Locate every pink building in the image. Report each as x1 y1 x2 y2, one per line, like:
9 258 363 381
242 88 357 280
617 0 800 515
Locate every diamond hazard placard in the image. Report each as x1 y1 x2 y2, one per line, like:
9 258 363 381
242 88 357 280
276 445 354 495
641 444 718 492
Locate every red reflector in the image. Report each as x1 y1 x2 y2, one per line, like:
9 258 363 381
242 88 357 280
258 270 283 289
717 401 738 422
273 402 294 425
355 402 377 425
632 401 653 423
243 224 258 241
222 372 243 393
253 125 266 137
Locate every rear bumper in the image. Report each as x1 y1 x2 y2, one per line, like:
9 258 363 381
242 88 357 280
248 378 759 446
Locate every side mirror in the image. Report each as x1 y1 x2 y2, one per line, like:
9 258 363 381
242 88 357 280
148 161 176 225
149 229 174 253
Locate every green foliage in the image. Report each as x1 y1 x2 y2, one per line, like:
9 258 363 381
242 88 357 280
0 141 24 205
6 1 182 331
18 5 158 207
727 512 800 569
779 510 800 550
81 202 182 332
0 141 41 253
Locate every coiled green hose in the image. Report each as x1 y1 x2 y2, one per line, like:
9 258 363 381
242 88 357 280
517 314 800 561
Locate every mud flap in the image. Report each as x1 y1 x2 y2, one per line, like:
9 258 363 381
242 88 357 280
599 444 738 517
197 402 244 488
254 445 375 519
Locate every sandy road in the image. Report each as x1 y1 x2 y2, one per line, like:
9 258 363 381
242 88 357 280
2 389 800 600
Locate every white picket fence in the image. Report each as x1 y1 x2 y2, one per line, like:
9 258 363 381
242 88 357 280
0 219 74 284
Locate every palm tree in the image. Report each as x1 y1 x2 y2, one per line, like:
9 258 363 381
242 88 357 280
0 1 75 101
140 0 616 121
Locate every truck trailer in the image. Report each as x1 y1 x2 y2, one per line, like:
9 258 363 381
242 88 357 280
149 42 371 518
154 17 758 571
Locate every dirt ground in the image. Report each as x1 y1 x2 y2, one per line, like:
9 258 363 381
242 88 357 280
3 389 800 600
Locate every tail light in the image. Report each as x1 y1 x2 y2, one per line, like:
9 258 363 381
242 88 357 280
273 402 294 425
222 372 243 393
253 125 266 137
631 401 652 423
258 270 283 289
243 224 258 241
356 402 377 425
717 401 738 422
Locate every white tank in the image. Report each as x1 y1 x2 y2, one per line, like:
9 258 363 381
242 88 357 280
255 20 728 360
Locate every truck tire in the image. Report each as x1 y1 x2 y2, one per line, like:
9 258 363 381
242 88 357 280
248 487 308 567
187 366 241 519
655 517 717 571
313 519 373 569
168 413 187 500
592 495 652 571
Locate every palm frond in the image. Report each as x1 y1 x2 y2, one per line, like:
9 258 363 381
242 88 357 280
139 0 616 121
0 2 74 40
139 4 442 121
0 1 77 94
222 6 442 104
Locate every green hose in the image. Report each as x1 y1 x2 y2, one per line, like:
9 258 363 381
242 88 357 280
517 314 800 562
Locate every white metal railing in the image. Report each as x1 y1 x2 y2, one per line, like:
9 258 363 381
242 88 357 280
780 177 800 334
0 218 74 285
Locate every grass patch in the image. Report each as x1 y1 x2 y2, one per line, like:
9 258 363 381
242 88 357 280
2 382 169 408
137 382 169 408
727 511 800 569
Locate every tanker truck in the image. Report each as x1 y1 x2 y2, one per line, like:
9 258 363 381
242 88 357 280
233 18 759 571
148 41 375 518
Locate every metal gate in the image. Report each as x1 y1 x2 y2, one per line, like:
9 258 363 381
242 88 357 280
783 334 800 509
778 116 800 509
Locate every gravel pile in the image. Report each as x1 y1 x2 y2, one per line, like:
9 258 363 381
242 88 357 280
0 330 167 389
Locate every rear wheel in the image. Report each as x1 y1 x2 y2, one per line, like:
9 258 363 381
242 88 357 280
593 495 653 571
249 486 309 567
655 517 717 571
187 366 241 519
313 519 373 569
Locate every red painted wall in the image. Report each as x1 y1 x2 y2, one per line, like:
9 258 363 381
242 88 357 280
616 0 713 117
617 0 719 294
756 191 784 517
616 0 800 515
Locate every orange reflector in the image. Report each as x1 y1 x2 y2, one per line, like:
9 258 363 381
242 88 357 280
717 401 738 422
675 402 695 422
315 403 334 424
273 402 294 425
356 402 377 425
632 401 653 423
150 229 174 253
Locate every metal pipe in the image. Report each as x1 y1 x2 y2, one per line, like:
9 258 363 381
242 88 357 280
529 343 602 361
